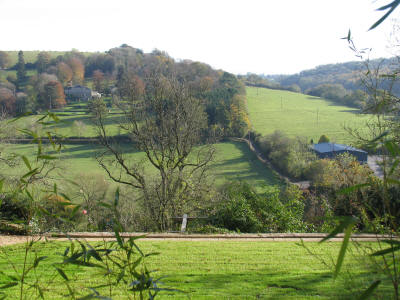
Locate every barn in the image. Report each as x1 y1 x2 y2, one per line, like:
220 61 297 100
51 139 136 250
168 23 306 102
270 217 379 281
311 142 368 163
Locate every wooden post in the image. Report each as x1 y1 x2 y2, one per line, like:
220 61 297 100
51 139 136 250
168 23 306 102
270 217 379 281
180 214 188 233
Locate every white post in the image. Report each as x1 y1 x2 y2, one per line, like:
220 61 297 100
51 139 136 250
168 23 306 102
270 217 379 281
180 214 188 233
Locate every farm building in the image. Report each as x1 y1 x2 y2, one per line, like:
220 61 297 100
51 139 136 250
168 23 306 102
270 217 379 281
311 143 368 163
64 85 92 101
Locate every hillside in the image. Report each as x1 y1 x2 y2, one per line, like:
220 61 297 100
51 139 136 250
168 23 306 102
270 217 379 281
246 86 373 143
266 58 398 93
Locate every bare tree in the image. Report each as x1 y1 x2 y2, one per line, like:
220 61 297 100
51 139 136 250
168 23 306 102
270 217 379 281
94 73 214 231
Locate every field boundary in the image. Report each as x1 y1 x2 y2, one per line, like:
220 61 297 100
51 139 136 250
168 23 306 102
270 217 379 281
229 137 310 188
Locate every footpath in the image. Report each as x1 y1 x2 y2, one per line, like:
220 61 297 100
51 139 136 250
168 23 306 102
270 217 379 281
229 137 310 189
0 232 391 246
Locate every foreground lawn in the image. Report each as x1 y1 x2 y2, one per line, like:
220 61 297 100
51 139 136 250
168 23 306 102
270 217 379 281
0 240 392 299
247 87 373 143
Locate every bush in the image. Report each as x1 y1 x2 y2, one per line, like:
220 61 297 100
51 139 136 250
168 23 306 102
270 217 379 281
258 130 317 179
318 134 330 143
212 181 307 233
0 193 30 234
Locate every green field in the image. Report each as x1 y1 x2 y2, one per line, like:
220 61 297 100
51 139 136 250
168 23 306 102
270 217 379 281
4 141 282 189
0 240 392 299
247 87 374 143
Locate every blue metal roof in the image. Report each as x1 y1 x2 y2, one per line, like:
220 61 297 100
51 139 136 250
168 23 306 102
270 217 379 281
312 143 367 154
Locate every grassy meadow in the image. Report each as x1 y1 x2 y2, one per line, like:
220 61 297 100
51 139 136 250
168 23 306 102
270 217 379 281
0 240 392 299
246 86 374 143
4 141 282 189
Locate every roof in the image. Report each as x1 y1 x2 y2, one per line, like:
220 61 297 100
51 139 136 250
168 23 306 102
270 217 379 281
312 143 367 154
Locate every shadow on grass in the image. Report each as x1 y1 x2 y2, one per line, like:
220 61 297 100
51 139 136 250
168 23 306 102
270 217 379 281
211 142 282 186
162 268 369 299
56 143 142 159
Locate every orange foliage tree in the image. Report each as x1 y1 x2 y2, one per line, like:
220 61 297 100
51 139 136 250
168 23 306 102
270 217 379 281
56 62 73 85
42 81 66 109
92 69 105 92
68 58 85 84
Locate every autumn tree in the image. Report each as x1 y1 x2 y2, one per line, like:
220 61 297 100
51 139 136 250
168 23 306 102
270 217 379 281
94 73 214 231
0 88 16 114
56 62 73 85
40 81 66 109
92 69 105 92
36 51 51 74
16 50 26 90
67 57 85 84
0 51 10 69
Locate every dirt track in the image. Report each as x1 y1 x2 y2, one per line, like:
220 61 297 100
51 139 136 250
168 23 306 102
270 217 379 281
0 233 391 246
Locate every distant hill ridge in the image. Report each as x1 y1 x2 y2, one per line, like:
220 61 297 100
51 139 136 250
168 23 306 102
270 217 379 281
265 57 398 92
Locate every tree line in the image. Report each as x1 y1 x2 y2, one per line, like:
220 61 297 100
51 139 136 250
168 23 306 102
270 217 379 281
0 46 249 137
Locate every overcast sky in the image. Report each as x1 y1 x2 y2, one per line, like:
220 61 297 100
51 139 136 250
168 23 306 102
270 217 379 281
0 0 398 75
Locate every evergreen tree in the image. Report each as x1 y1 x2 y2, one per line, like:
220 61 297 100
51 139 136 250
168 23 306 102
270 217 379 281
16 50 26 90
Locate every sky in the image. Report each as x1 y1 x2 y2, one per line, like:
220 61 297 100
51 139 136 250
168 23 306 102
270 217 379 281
0 0 398 75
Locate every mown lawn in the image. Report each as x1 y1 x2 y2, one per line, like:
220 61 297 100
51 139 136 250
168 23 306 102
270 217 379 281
247 86 374 143
0 240 392 299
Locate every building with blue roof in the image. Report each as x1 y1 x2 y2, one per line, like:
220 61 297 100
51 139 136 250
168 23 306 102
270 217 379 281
311 143 368 163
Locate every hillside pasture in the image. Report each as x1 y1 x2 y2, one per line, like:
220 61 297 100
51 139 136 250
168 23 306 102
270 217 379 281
3 141 282 189
247 87 374 143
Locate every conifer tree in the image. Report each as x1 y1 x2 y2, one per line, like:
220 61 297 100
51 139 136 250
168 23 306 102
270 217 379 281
16 50 26 90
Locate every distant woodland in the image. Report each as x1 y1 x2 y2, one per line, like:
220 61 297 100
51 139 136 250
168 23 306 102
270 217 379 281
240 57 400 109
0 46 249 137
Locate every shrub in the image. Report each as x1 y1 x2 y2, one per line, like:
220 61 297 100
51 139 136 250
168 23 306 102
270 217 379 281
213 181 307 232
318 134 330 143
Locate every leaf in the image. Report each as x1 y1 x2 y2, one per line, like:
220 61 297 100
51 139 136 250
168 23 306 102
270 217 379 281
37 155 57 160
371 245 400 256
114 187 120 208
389 159 400 176
0 282 18 289
33 256 48 268
341 29 351 41
21 168 39 179
59 193 72 202
337 183 369 195
21 155 32 171
357 280 381 300
114 227 124 248
320 216 357 243
385 140 400 156
369 1 400 31
87 247 103 262
55 267 69 281
334 224 353 278
0 179 3 193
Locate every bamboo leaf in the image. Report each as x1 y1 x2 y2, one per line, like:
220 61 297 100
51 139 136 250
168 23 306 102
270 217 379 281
320 216 357 243
371 245 400 256
338 184 369 195
357 280 381 300
55 267 69 281
114 187 120 208
334 224 353 278
21 155 32 171
0 282 18 289
33 256 48 268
